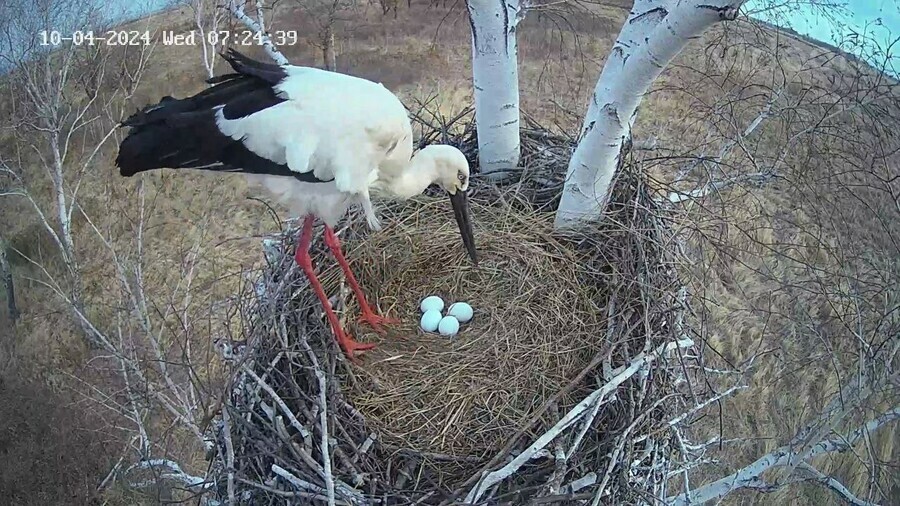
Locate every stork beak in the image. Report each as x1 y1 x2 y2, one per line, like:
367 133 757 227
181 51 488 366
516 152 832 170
449 189 477 265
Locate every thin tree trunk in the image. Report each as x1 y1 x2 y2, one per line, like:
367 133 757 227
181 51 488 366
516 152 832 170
49 128 93 342
554 0 743 229
467 0 523 181
323 24 337 71
0 236 18 323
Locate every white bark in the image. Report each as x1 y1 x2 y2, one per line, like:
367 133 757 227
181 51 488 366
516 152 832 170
554 0 744 229
668 407 900 505
189 0 225 79
467 0 524 180
228 0 289 65
125 459 212 490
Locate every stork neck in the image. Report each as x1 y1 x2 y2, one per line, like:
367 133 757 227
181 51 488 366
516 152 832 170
390 151 438 198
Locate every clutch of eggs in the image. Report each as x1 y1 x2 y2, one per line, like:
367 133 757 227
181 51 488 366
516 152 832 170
419 296 473 336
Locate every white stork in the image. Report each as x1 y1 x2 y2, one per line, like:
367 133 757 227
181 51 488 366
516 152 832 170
115 48 477 361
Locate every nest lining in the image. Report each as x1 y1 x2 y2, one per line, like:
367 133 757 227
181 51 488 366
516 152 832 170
316 192 610 459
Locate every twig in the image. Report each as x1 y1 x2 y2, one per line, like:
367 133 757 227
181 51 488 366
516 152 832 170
465 338 694 504
242 365 311 439
221 407 237 504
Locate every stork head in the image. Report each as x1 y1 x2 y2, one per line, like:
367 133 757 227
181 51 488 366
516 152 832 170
422 145 477 265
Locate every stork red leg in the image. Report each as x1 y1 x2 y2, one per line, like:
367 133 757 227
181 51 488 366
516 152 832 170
323 225 400 334
295 215 375 360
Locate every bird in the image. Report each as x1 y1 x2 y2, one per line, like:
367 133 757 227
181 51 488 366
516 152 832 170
115 48 478 361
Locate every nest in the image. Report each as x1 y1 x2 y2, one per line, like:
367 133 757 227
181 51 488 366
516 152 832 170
206 113 696 505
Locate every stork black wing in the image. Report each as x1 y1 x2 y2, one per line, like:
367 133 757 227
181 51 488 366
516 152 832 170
116 50 330 184
219 48 287 85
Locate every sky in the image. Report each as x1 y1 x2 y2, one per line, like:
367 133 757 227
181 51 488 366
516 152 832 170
4 1 897 74
744 0 899 71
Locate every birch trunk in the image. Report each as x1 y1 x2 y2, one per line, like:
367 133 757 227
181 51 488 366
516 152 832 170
191 0 222 79
467 0 523 181
228 0 289 65
553 0 744 229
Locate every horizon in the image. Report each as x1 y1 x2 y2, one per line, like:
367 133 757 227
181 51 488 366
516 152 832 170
127 0 900 75
3 1 896 76
745 1 898 74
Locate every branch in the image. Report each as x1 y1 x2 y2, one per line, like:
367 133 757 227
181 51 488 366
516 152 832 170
667 171 779 203
124 459 211 490
242 364 311 439
465 337 694 504
227 0 288 65
300 337 336 506
221 407 237 504
795 463 882 506
668 407 900 505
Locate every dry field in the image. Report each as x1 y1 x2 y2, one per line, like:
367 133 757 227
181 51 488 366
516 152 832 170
0 0 897 504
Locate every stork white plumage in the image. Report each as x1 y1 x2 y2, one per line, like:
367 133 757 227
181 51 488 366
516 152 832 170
115 49 477 361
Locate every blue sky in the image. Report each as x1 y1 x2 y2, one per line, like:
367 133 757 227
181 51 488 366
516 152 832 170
744 1 898 70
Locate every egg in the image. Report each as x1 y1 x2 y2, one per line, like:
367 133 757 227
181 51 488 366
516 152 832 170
420 309 443 332
420 295 445 313
447 302 474 323
438 316 460 336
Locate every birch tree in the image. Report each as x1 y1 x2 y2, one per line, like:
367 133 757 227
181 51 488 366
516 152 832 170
553 0 745 229
467 0 524 181
0 0 230 498
227 0 289 65
186 0 227 79
0 0 113 344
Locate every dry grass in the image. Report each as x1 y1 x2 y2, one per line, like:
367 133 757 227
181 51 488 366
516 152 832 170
0 373 116 505
318 194 607 458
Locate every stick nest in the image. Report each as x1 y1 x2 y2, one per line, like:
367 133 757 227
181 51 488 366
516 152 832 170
206 110 696 505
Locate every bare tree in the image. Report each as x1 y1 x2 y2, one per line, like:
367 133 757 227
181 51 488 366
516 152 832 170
0 0 229 498
294 0 360 71
552 0 746 228
186 0 228 78
0 0 124 344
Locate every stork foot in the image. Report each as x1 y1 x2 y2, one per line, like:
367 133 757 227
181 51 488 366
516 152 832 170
358 312 401 335
336 329 377 362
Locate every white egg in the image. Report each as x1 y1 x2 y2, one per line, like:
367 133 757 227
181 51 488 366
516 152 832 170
438 316 460 336
420 309 443 332
420 295 444 313
447 302 474 323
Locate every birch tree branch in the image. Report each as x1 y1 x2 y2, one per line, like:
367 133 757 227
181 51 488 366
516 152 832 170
667 407 900 505
124 459 212 490
227 0 289 65
794 463 881 506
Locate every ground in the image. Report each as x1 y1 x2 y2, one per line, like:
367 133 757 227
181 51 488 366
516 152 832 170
0 0 897 504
